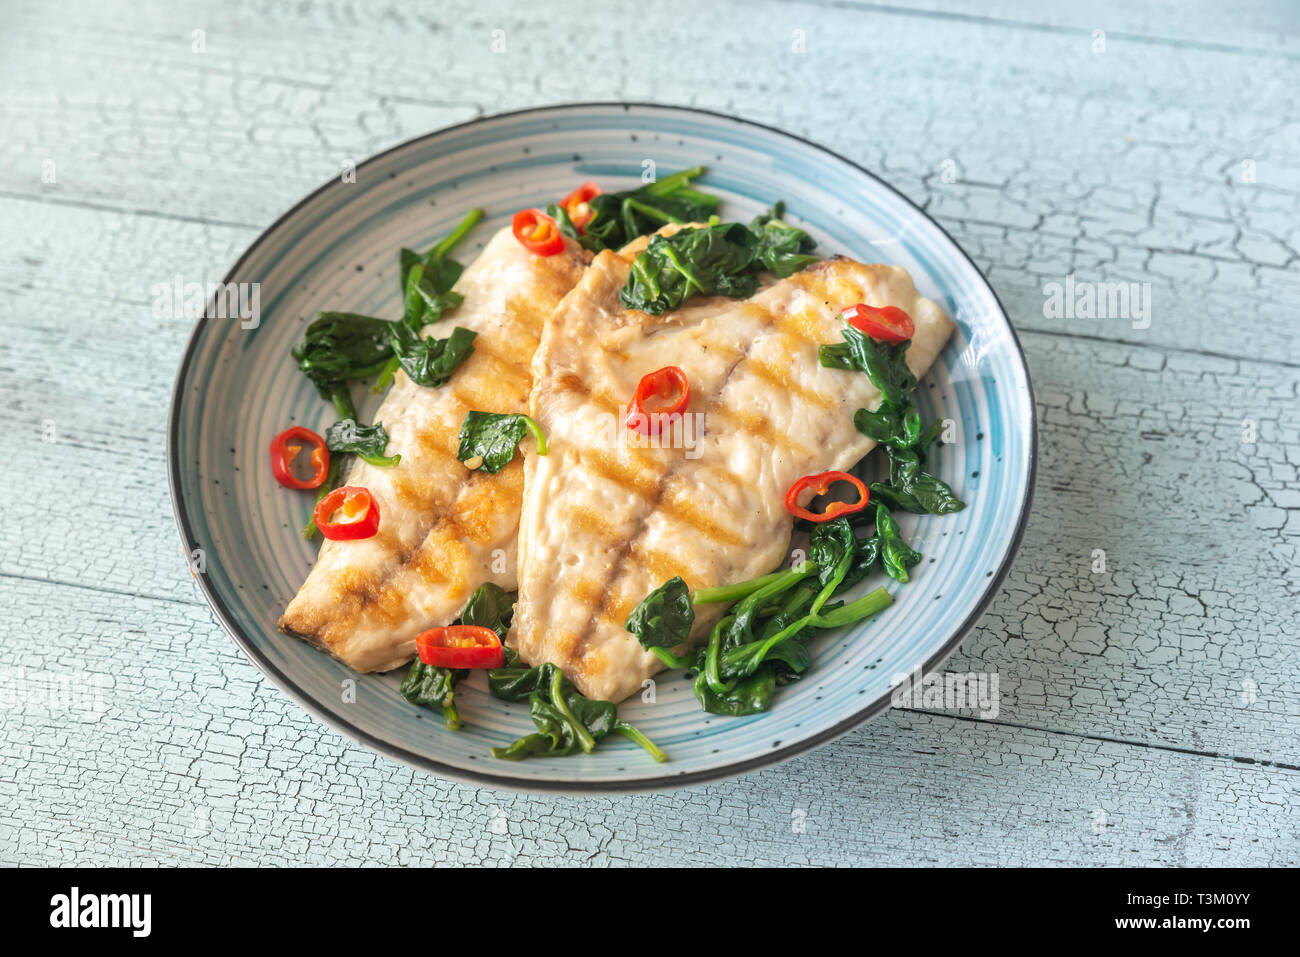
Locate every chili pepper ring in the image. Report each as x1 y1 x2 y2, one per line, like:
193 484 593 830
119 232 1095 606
784 470 870 523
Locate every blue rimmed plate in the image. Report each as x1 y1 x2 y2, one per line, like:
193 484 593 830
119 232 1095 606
167 103 1036 794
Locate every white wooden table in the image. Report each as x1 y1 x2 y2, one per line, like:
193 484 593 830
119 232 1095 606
1 0 1296 865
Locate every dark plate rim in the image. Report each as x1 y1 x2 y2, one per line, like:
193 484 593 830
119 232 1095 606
166 101 1038 796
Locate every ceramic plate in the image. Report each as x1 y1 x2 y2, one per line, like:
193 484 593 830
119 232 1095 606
167 103 1036 793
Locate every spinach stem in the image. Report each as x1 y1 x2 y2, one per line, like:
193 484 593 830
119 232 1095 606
651 647 695 669
371 356 400 394
624 197 684 225
703 616 735 695
442 695 462 732
549 668 596 753
643 165 704 196
331 385 357 423
520 414 548 456
615 721 668 763
694 568 793 604
301 458 340 539
731 586 892 671
813 586 893 628
357 451 401 468
431 207 484 259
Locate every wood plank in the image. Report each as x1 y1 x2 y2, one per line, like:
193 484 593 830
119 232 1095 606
0 576 1291 866
793 0 1300 54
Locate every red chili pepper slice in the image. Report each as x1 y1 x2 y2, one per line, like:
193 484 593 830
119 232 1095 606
784 470 870 523
842 303 915 344
560 181 603 232
270 426 330 490
626 366 691 435
512 209 565 256
313 486 380 540
415 625 504 669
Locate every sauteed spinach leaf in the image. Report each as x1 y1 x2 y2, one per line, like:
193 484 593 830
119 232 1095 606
579 166 721 252
618 205 820 314
750 202 820 277
458 581 513 637
456 411 548 474
821 322 965 516
292 311 394 417
400 661 466 731
620 222 761 314
389 323 476 388
488 654 666 763
324 419 400 468
626 576 695 651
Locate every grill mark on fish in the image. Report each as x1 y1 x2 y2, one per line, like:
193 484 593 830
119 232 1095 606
601 595 640 629
770 307 830 345
580 449 667 502
391 430 466 510
746 351 836 410
282 229 592 672
550 372 625 413
669 462 760 500
708 406 813 459
564 503 626 542
452 357 531 410
560 309 781 666
346 462 523 627
580 444 750 547
568 576 606 608
658 486 746 546
408 528 472 602
627 540 705 587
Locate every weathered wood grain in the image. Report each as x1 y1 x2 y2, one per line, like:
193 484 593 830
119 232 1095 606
0 576 1292 867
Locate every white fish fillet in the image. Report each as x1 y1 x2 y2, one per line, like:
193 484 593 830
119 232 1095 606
280 227 586 672
511 244 955 702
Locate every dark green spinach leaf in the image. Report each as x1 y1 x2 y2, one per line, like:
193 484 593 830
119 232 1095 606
580 166 721 252
488 662 665 762
459 581 514 637
875 503 922 583
324 418 400 468
456 411 548 473
625 576 695 650
694 667 775 716
620 223 761 314
400 661 466 731
389 323 476 388
870 446 966 516
292 311 394 417
749 202 819 277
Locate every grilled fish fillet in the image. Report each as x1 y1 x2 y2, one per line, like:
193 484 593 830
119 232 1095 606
511 244 955 702
280 227 586 672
